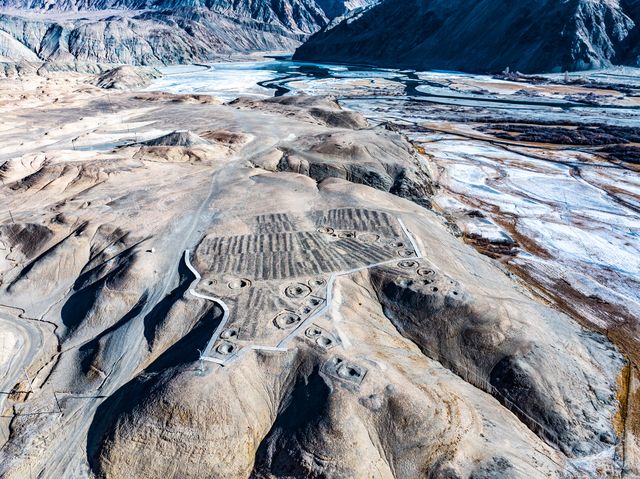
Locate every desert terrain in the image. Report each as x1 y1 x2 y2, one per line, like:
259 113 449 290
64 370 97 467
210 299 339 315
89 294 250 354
0 65 636 478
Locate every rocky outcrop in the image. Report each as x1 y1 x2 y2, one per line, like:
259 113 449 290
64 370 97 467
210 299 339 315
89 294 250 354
295 0 640 73
229 95 370 129
233 96 434 206
4 0 637 72
2 0 375 20
369 265 621 456
95 65 160 89
141 130 210 147
0 60 36 77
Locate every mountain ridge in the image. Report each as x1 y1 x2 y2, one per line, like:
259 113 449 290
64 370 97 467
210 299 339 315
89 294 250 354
0 0 378 66
294 0 640 73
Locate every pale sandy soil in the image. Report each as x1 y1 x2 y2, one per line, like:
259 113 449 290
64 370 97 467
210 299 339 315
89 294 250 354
0 70 635 478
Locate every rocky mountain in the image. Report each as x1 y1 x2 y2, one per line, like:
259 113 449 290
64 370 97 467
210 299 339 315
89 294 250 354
0 28 38 61
295 0 640 73
0 10 303 66
0 0 328 34
0 0 371 66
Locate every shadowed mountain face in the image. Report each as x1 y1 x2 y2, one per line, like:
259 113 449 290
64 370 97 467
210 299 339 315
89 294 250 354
295 0 640 73
620 0 640 64
314 0 376 18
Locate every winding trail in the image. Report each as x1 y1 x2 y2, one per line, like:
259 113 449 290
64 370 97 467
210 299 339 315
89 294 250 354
184 250 231 364
0 310 44 442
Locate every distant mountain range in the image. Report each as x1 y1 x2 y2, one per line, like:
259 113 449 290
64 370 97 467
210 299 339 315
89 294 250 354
0 0 327 33
295 0 640 73
0 0 377 66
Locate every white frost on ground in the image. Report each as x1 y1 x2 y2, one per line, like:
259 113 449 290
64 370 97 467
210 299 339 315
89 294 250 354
426 137 640 325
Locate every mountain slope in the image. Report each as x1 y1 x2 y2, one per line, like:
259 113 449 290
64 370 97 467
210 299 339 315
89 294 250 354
294 0 639 73
0 28 38 61
619 0 640 64
0 10 305 66
0 0 375 65
0 0 372 30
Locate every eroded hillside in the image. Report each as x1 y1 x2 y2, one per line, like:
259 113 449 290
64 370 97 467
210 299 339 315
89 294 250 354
0 71 632 478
